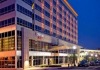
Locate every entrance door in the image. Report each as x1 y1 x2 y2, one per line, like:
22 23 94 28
33 56 42 66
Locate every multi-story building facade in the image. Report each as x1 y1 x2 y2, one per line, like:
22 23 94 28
0 0 78 70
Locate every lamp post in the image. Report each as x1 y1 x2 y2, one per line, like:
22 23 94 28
91 53 93 57
85 52 88 55
73 46 77 66
95 54 98 57
95 54 98 60
90 53 94 61
85 52 88 61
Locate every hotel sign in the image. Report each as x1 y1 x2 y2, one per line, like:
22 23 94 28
35 32 44 39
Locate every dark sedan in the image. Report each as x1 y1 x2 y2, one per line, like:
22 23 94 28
90 61 95 66
78 60 89 67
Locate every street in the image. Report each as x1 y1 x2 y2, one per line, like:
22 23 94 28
29 66 100 70
57 66 100 70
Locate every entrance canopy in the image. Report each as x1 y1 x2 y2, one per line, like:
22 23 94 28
49 46 70 51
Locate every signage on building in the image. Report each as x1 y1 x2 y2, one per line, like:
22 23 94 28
35 32 44 39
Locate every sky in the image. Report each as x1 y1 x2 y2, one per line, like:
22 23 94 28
68 0 100 49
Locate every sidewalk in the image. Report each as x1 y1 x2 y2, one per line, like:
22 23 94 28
27 67 58 70
27 64 77 70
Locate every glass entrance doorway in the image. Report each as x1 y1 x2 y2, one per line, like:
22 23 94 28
33 56 43 66
29 56 50 66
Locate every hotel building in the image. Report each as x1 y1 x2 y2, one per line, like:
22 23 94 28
79 49 100 62
0 0 78 70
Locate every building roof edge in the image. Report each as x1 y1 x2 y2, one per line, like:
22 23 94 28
63 0 78 17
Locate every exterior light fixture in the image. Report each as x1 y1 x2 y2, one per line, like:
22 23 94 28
90 53 93 56
72 45 77 66
73 46 77 50
95 54 98 57
85 52 88 55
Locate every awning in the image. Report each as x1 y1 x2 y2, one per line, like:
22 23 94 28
49 46 70 51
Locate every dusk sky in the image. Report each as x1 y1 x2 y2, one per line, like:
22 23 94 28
68 0 100 49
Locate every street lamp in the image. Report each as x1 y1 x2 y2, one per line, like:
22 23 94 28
72 46 77 66
91 53 93 57
85 52 88 55
90 53 94 61
95 54 98 57
95 54 98 60
85 52 89 61
73 46 77 50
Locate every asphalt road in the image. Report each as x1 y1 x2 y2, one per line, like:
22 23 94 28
52 66 100 70
29 66 100 70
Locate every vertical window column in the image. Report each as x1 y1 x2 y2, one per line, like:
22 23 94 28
66 11 69 41
50 0 53 35
17 56 22 68
69 14 72 42
17 31 22 50
62 6 64 39
56 0 59 38
41 1 45 31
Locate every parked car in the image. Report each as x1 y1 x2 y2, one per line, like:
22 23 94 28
89 61 95 66
94 60 100 66
78 60 89 67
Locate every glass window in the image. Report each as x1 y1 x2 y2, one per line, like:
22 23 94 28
1 21 4 27
0 18 15 28
17 31 22 50
35 4 42 12
5 32 7 37
0 57 15 68
53 16 56 22
53 33 56 37
12 31 15 36
22 0 32 6
17 4 32 18
44 1 50 9
44 10 50 18
8 19 11 23
0 34 1 38
45 20 50 26
17 56 22 68
8 31 11 37
4 7 7 12
29 39 51 51
53 0 56 6
4 20 7 25
0 30 15 52
17 17 33 29
11 18 15 23
2 33 4 38
53 8 56 14
53 24 56 30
